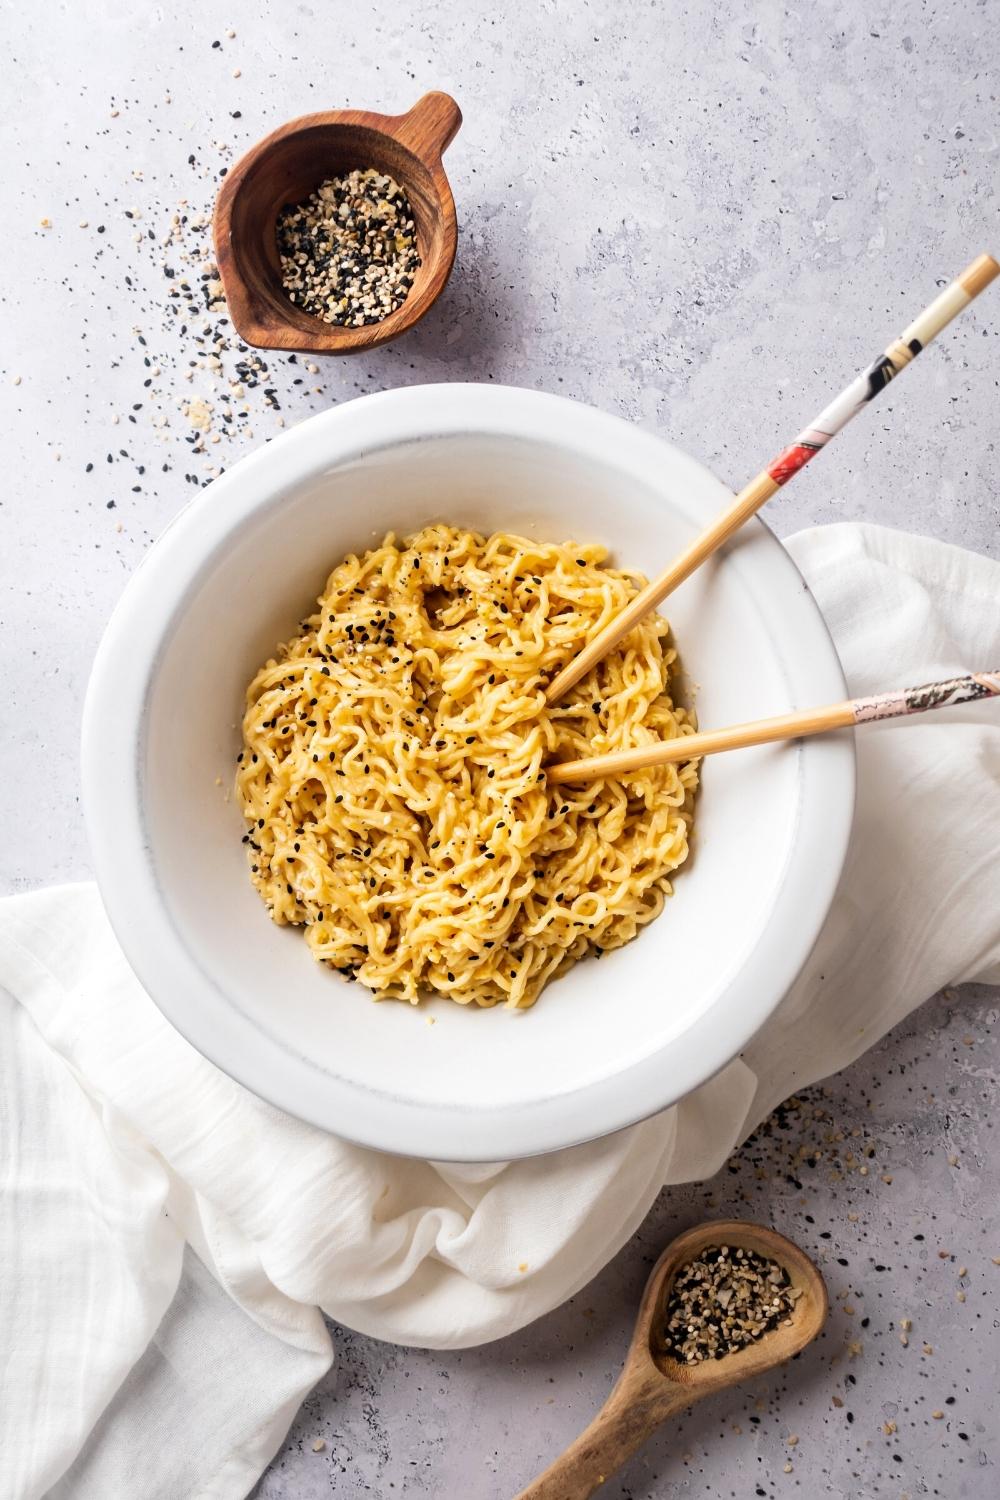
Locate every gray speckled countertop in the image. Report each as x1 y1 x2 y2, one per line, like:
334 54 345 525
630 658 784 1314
3 1 998 1496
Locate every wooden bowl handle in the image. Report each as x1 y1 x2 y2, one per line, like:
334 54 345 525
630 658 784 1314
514 1371 693 1500
392 91 462 164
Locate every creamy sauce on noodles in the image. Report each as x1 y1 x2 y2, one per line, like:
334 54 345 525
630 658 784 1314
236 525 697 1007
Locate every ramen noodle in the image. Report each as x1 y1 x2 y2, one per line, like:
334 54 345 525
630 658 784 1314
236 525 697 1007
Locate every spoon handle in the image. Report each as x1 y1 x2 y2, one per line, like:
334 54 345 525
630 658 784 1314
514 1370 695 1499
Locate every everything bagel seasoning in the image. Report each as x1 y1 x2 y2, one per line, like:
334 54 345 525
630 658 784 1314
659 1244 802 1364
277 169 420 327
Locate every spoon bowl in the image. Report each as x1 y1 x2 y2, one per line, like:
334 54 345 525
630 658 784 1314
213 91 461 355
517 1220 827 1499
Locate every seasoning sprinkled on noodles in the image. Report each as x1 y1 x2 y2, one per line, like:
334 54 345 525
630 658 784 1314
236 525 697 1007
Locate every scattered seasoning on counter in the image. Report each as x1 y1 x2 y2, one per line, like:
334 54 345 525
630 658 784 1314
277 169 420 327
659 1245 801 1364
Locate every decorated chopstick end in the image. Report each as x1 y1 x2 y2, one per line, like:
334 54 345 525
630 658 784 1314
853 670 1000 725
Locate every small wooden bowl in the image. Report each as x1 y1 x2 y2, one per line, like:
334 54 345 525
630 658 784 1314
213 92 462 355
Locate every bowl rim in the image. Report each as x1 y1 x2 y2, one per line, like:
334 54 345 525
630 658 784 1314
81 384 855 1161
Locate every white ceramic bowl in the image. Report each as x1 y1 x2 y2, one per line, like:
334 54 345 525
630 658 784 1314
82 385 854 1161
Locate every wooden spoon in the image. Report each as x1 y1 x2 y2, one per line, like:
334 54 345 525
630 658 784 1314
515 1220 827 1500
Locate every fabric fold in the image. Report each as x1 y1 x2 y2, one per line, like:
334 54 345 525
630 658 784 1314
1 523 997 1500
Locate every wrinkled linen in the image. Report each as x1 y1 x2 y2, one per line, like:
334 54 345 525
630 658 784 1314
2 523 998 1499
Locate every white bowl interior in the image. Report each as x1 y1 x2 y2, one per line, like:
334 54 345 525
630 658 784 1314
145 429 818 1112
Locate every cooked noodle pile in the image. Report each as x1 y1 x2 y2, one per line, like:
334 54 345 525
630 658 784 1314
236 525 697 1008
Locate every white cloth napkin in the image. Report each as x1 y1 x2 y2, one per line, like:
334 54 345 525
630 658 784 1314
2 522 998 1500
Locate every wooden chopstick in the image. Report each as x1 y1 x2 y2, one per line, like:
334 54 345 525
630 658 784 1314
545 669 1000 785
545 253 1000 705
